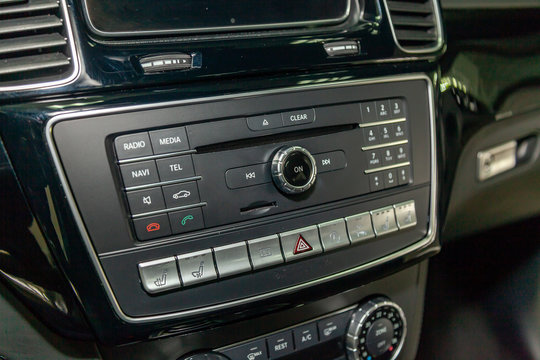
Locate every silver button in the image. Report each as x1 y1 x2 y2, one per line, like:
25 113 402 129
177 249 217 286
345 212 375 243
214 242 252 278
394 200 417 229
370 206 398 236
280 226 322 262
318 219 350 251
138 257 181 294
247 235 284 270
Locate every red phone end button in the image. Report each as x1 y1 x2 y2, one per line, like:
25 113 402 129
133 214 172 241
280 225 323 261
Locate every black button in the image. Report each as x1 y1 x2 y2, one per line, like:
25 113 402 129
313 151 347 173
115 132 153 160
225 163 272 189
120 160 160 188
366 150 382 169
390 99 405 118
267 330 294 358
360 102 377 123
369 173 385 192
382 148 396 166
378 125 393 143
384 170 398 188
247 113 283 131
283 151 313 186
363 127 379 146
162 182 200 208
133 214 171 241
366 318 394 357
168 207 204 234
397 167 411 185
149 127 189 154
376 100 391 120
317 311 352 342
222 339 268 360
282 108 315 126
392 122 408 141
293 322 318 351
156 155 195 182
395 145 409 163
517 136 537 164
126 187 165 215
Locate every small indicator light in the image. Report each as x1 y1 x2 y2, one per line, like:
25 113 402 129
389 346 394 352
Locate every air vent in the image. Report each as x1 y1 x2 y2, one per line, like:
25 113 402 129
0 0 78 90
385 0 443 53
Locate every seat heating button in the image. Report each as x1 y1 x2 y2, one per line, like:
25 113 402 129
318 219 350 251
115 132 153 160
345 212 375 243
168 207 204 235
133 214 172 241
370 206 398 236
156 155 195 182
394 200 417 229
149 127 190 154
214 242 252 278
120 160 160 188
280 225 322 262
177 249 217 286
247 235 284 270
138 257 181 294
267 330 294 358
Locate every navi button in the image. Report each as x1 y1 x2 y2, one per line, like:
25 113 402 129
138 257 181 294
120 160 159 188
177 249 217 286
280 226 322 262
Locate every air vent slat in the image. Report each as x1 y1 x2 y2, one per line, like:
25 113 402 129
0 33 65 55
0 0 59 16
394 29 437 41
0 15 62 35
391 15 435 27
0 52 69 75
387 1 432 14
0 0 27 6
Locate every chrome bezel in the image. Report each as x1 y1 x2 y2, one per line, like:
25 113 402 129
271 146 318 194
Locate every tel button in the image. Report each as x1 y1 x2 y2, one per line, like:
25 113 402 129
133 214 171 241
115 132 153 160
168 207 204 235
149 127 190 155
156 155 195 182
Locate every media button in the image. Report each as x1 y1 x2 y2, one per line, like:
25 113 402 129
313 151 347 173
162 181 200 208
247 235 284 270
177 249 217 286
280 226 322 262
156 155 195 182
282 108 315 126
120 160 159 188
138 257 181 294
126 187 166 215
247 113 283 131
149 127 190 154
115 132 153 160
168 207 204 235
225 163 272 189
133 214 172 241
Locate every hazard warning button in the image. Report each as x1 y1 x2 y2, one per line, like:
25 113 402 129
280 225 322 262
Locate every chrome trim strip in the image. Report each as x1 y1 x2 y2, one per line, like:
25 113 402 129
362 140 409 151
82 0 351 38
45 73 438 323
358 117 407 128
0 0 81 92
131 202 207 219
118 150 196 164
364 162 411 174
382 0 445 54
124 176 202 191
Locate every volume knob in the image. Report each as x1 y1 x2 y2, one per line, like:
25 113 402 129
271 146 317 194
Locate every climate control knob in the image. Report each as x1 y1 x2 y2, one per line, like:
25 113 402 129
346 297 406 360
271 146 317 194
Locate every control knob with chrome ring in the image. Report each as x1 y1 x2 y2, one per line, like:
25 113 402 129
271 146 317 194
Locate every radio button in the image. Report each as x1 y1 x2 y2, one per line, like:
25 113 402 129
213 242 252 278
392 122 408 141
177 249 217 287
162 182 200 208
247 235 284 270
376 100 391 120
120 160 160 188
247 113 283 131
360 102 377 124
345 212 375 243
225 163 272 189
366 150 382 169
382 148 396 166
168 207 204 235
394 200 417 229
363 127 380 146
383 169 398 188
318 219 350 251
127 187 166 215
138 257 181 294
369 173 385 192
115 132 153 160
149 127 190 154
280 226 322 262
397 166 411 185
282 108 315 126
378 124 393 143
390 99 405 118
370 206 398 236
156 155 195 182
133 214 172 241
313 151 347 173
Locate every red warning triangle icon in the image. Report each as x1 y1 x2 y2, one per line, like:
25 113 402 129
293 235 313 254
